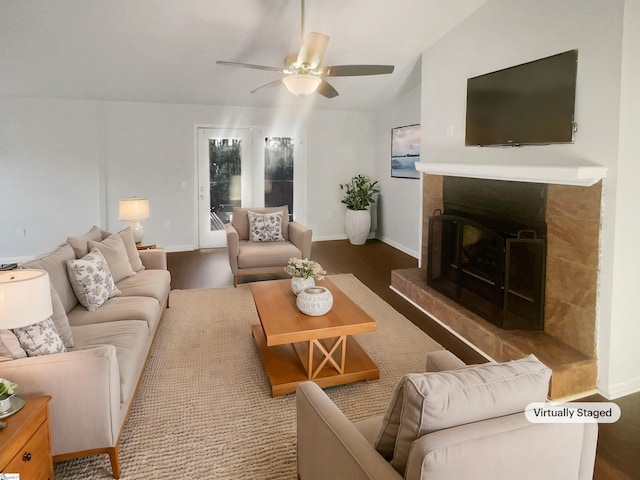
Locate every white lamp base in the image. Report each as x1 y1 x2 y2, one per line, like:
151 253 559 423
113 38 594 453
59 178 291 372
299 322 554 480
130 221 144 243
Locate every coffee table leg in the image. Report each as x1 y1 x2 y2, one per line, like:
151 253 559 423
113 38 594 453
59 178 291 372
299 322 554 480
308 336 347 379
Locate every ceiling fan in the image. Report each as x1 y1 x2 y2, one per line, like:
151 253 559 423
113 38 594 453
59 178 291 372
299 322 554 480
216 0 394 98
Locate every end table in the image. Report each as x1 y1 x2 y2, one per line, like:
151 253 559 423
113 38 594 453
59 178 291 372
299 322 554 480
0 396 53 480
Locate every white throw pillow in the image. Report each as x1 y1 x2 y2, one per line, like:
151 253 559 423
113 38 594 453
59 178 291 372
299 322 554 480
13 317 66 356
247 211 284 242
67 248 120 311
375 355 552 476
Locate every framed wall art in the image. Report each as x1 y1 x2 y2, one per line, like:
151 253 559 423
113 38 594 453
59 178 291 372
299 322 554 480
391 124 420 179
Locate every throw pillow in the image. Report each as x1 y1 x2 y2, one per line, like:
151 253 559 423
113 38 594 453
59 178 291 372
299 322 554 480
50 286 74 348
67 248 120 311
247 211 284 242
67 225 103 258
375 355 552 476
88 233 136 282
12 317 66 357
117 227 145 272
0 329 27 359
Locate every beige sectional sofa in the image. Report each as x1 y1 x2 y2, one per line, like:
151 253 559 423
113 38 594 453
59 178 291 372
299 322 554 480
0 226 170 479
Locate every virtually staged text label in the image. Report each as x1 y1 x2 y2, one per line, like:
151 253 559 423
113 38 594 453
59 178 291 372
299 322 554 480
525 402 621 423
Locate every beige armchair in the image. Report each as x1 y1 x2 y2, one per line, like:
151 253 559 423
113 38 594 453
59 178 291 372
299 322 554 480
225 206 312 286
296 351 598 480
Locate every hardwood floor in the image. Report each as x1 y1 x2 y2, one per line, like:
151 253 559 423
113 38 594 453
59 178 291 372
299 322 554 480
167 239 639 480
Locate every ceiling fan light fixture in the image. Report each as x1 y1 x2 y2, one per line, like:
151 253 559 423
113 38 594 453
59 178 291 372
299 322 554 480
282 74 322 96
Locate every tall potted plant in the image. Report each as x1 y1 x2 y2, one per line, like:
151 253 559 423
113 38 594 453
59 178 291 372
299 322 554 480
339 175 379 245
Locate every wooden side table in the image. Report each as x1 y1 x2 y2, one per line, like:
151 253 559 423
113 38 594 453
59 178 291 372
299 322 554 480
0 396 53 480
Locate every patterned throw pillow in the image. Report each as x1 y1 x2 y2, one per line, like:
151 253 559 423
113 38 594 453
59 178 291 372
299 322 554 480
247 211 284 242
13 317 66 356
67 248 120 311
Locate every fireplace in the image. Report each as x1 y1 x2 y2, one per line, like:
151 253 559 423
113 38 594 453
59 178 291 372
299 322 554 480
426 177 547 330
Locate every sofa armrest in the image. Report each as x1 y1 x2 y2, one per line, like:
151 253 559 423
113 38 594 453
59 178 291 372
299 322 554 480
225 223 240 273
296 382 402 480
0 345 122 456
138 248 167 270
289 221 312 259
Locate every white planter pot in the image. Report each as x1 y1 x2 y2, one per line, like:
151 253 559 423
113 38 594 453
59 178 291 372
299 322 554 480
345 209 371 245
296 286 334 316
291 276 315 295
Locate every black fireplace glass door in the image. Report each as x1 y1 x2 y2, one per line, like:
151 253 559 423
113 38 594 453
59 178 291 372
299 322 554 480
503 238 546 330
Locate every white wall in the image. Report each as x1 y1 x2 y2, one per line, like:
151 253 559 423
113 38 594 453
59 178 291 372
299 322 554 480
604 0 640 398
0 97 104 259
420 0 640 398
374 65 422 257
0 98 375 260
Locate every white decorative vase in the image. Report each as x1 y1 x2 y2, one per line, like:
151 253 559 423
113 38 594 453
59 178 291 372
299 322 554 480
296 286 334 316
291 276 315 295
0 395 13 413
345 209 371 245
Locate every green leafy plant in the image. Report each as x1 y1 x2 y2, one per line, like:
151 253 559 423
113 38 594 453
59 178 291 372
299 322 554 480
284 258 326 280
339 175 379 211
0 378 17 400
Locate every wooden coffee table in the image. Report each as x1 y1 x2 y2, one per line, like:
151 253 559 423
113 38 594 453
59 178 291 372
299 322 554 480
250 278 379 397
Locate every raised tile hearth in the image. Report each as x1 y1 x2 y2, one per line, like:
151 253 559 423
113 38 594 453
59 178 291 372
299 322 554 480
391 268 596 399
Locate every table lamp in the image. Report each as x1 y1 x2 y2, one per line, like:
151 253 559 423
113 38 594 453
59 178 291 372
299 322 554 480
119 197 150 243
0 269 53 330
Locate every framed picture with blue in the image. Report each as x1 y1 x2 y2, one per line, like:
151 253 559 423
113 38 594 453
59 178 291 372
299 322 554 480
391 124 420 179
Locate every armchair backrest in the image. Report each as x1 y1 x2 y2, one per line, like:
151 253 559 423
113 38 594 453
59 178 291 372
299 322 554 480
231 206 290 241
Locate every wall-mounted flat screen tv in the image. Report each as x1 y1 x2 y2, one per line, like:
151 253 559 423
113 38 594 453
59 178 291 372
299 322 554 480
465 49 578 146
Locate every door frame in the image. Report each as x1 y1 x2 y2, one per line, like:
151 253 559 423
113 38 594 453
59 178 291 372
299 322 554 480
193 124 308 249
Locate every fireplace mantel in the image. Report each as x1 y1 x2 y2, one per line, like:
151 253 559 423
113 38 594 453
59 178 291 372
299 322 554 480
416 146 607 186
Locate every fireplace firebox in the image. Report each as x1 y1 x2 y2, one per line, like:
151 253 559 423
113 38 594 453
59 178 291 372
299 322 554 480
426 178 547 330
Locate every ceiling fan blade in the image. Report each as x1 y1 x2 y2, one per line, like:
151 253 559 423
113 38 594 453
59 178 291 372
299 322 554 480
216 61 284 73
296 32 330 69
323 65 395 77
317 79 339 98
250 79 283 94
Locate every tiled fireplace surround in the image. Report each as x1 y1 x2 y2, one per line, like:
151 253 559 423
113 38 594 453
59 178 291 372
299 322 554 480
391 173 602 399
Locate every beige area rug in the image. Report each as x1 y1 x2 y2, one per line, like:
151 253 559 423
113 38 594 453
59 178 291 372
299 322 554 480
53 274 442 479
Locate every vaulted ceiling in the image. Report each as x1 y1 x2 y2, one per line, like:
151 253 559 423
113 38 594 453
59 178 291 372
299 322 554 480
0 0 486 111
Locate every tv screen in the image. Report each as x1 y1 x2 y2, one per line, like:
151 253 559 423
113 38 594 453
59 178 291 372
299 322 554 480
465 49 578 146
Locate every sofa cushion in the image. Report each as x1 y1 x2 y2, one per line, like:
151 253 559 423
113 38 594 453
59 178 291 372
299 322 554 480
71 320 150 404
232 206 290 241
0 330 27 359
88 233 136 282
67 225 103 258
13 317 66 356
21 243 78 314
51 287 74 348
248 210 285 242
375 355 552 476
67 295 160 333
115 269 171 304
67 248 121 312
237 240 302 269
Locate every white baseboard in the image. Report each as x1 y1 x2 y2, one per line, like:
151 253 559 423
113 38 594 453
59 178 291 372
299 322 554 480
598 376 640 400
163 244 197 253
376 235 419 259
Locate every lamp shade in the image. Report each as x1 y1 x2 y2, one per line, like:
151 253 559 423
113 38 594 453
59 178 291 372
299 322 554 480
119 197 150 221
0 269 53 330
282 74 322 96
